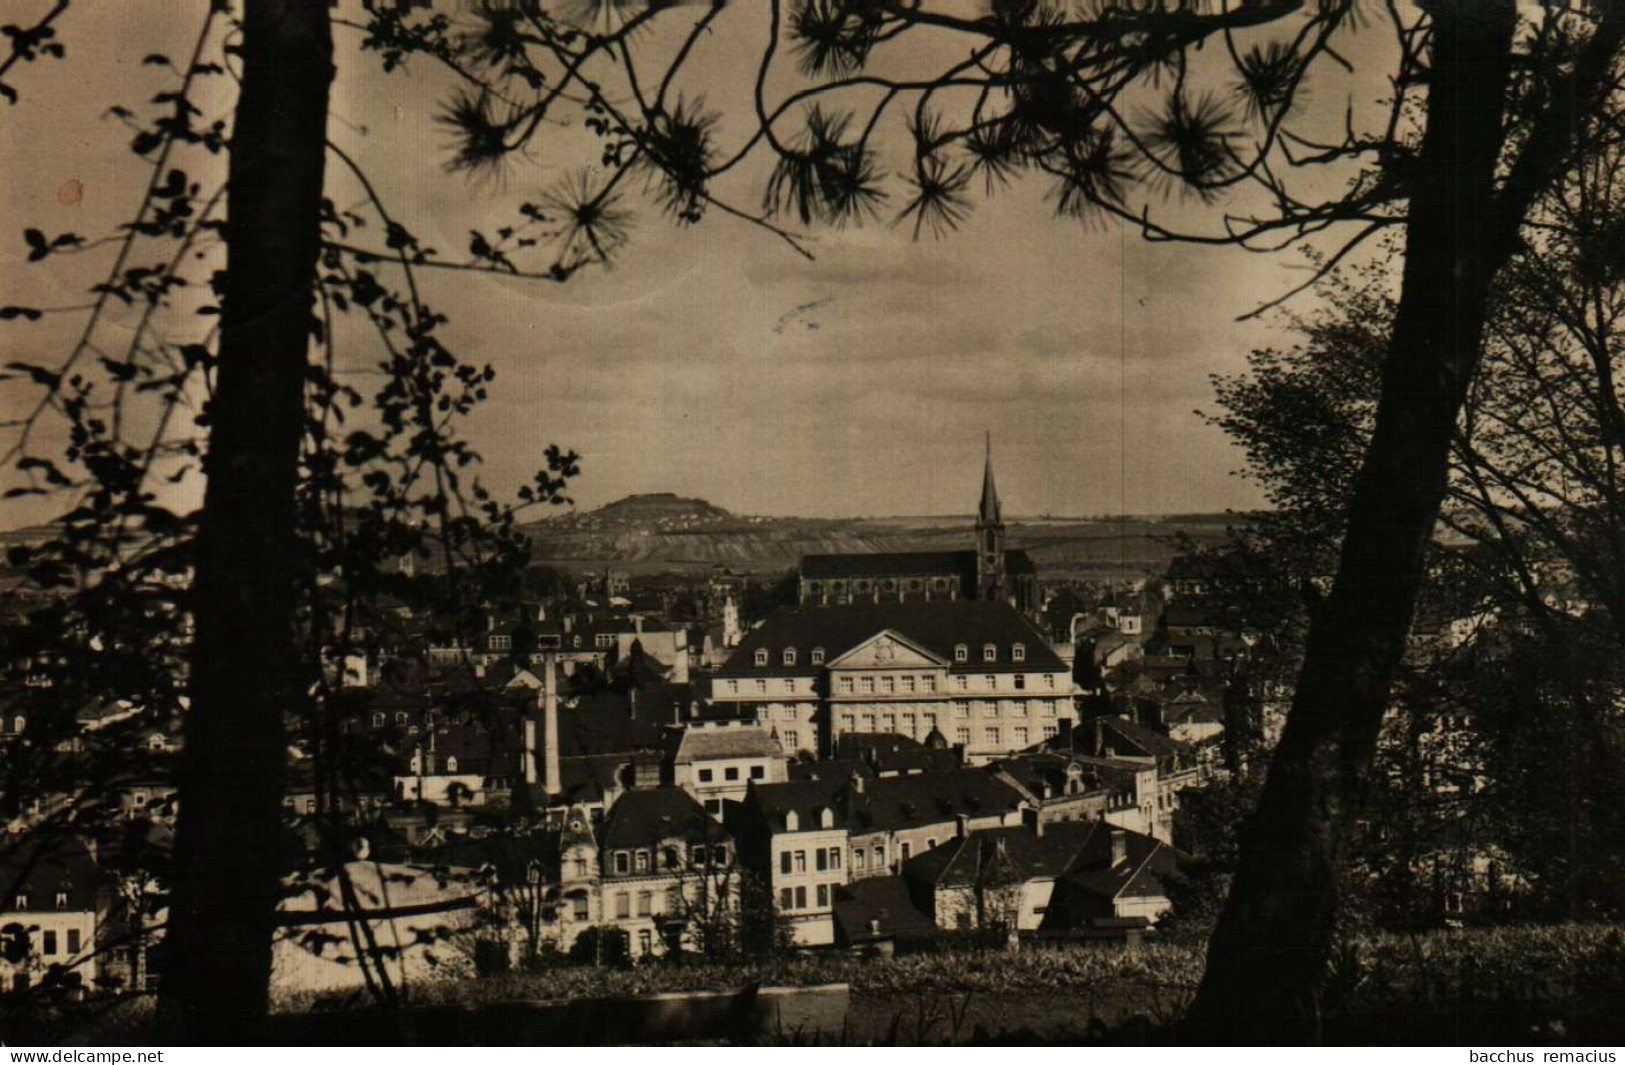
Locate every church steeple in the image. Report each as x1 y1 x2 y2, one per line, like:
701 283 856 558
979 430 1002 527
975 432 1006 602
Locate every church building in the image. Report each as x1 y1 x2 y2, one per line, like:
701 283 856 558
798 437 1038 613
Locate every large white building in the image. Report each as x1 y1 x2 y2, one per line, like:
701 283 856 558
710 601 1081 763
0 838 99 994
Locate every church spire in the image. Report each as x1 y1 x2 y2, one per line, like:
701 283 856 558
975 432 1007 603
979 430 1002 527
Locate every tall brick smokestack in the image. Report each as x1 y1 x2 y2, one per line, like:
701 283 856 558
543 653 560 797
527 653 561 798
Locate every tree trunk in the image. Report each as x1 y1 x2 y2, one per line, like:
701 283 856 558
159 0 332 1042
1183 1 1518 1041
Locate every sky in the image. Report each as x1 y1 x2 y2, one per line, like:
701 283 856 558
0 1 1406 525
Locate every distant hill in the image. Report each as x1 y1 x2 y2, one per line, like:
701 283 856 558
534 492 735 529
519 495 1242 577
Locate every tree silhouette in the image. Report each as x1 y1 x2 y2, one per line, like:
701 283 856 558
3 0 581 1041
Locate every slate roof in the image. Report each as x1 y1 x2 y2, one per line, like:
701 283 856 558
559 688 676 756
903 820 1106 888
670 726 783 763
1059 828 1178 902
993 750 1138 799
789 757 873 783
718 601 1065 676
599 787 713 850
0 835 99 912
833 733 960 776
747 778 849 831
847 768 1026 833
833 875 938 944
1090 716 1191 763
802 551 974 580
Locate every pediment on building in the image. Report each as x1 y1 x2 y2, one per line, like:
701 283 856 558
827 630 946 670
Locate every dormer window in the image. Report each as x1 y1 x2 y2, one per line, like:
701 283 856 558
1012 643 1026 662
13 894 26 911
54 891 68 909
785 810 800 832
820 807 834 828
954 644 968 663
446 756 459 773
783 648 797 667
754 649 769 667
983 644 997 663
810 647 825 665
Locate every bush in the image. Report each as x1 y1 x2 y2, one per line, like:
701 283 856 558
567 926 631 969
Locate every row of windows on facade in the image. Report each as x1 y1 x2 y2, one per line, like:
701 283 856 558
753 643 1031 668
779 883 833 912
11 892 73 912
723 672 1059 695
779 838 937 888
837 701 1058 728
0 926 82 956
804 577 955 594
609 844 730 876
609 884 705 920
696 765 767 785
780 845 843 875
486 633 617 652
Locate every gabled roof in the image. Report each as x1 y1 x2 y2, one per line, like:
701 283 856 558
670 726 783 764
1059 828 1178 902
719 601 1065 676
1071 715 1193 764
826 629 947 669
747 778 848 831
0 836 99 912
558 688 675 756
599 787 713 850
904 820 1105 888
